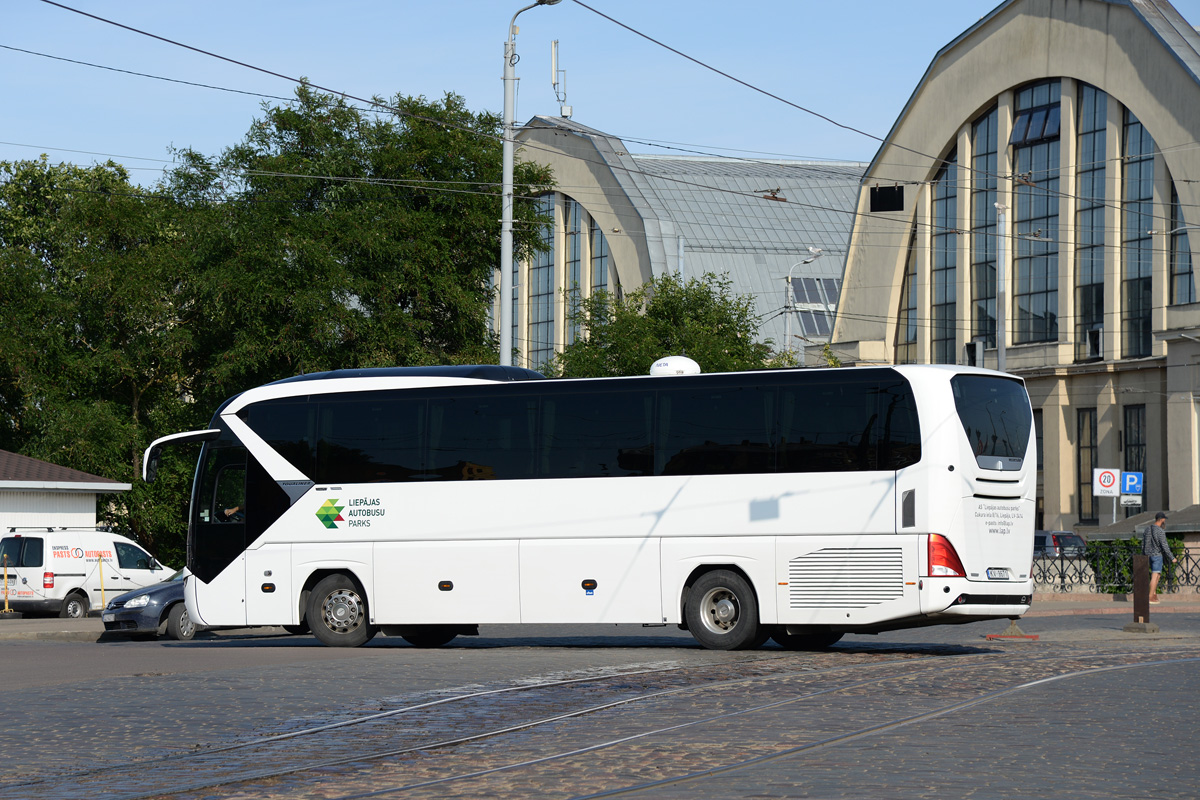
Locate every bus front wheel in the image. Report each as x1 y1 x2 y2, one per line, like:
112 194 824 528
685 570 762 650
307 574 377 647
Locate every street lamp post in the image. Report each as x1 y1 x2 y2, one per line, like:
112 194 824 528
500 0 562 367
783 247 823 364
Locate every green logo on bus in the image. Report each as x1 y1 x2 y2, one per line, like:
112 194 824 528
315 499 345 529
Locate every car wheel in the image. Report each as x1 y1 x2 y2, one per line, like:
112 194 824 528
400 626 459 648
684 570 762 650
59 592 88 619
307 574 377 648
167 603 197 641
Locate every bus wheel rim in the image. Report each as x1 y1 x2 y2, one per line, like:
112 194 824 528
700 588 739 634
322 589 363 632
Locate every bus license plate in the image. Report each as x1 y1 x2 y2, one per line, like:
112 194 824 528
986 568 1010 580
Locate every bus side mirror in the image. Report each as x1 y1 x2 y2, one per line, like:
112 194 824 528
144 449 160 484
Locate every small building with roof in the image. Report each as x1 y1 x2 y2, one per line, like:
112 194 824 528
507 115 865 370
0 450 131 531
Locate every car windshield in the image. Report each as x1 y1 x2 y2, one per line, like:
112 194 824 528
1057 535 1085 548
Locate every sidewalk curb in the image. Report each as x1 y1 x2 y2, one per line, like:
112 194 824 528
0 630 103 643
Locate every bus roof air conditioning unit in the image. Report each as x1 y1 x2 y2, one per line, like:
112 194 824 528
650 355 701 376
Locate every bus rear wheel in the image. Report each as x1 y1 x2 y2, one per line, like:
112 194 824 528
307 575 377 647
685 570 762 650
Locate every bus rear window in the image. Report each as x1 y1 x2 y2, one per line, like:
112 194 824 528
951 375 1032 469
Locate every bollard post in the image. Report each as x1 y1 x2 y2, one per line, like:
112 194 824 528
1124 553 1158 633
1 553 23 619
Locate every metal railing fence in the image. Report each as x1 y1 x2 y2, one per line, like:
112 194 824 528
1033 539 1199 594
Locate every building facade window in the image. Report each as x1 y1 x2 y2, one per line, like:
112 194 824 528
931 150 958 364
1012 80 1061 344
1123 404 1146 518
1122 110 1154 358
895 231 918 364
528 194 556 369
565 198 583 345
589 217 610 297
971 106 998 348
1075 84 1107 361
1077 407 1098 523
1170 185 1195 305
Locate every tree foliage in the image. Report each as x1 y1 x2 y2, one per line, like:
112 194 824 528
545 272 772 378
0 87 553 564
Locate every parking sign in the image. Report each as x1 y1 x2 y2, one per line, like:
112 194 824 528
1093 468 1120 497
1122 471 1143 495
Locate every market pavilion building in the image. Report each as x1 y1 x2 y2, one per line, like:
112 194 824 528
832 0 1200 529
506 116 865 371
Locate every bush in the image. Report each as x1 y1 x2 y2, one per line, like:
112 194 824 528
1085 536 1186 593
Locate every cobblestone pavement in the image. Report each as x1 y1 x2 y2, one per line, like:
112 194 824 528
0 615 1197 800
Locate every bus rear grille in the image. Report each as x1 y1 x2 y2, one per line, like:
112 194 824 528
788 548 904 609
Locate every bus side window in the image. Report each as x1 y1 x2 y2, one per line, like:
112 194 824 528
429 393 537 481
316 396 423 483
541 390 654 478
657 386 774 476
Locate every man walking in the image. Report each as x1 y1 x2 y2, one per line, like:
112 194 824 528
1143 511 1177 604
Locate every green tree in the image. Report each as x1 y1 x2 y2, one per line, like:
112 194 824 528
545 272 772 378
169 85 554 405
0 157 199 560
0 87 555 563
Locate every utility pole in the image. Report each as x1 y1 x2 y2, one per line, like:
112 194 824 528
500 0 562 366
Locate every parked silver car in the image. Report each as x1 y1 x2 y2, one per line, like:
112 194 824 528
1034 531 1086 558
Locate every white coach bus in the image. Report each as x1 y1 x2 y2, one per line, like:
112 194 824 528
143 364 1035 650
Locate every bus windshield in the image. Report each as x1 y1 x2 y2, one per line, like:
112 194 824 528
950 375 1032 465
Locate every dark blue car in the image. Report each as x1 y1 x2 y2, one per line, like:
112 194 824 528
101 568 198 640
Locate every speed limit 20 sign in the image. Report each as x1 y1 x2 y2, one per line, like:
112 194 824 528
1093 468 1120 497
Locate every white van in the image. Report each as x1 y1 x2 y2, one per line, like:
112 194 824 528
0 528 171 617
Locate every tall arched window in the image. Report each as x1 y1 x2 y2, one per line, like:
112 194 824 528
971 107 998 349
1012 80 1061 344
529 194 556 368
1170 185 1195 305
931 151 958 364
1122 110 1154 358
1075 84 1106 361
565 199 583 344
895 230 919 364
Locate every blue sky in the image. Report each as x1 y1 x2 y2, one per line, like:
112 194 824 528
4 0 1200 184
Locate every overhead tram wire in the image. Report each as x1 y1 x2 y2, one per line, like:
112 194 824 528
34 1 1193 239
0 43 297 104
567 0 1200 230
26 4 887 228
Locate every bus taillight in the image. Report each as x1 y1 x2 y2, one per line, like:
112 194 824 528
43 572 54 588
927 534 966 577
